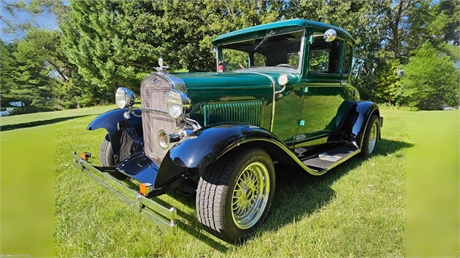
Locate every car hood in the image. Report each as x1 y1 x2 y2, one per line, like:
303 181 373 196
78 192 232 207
172 68 300 90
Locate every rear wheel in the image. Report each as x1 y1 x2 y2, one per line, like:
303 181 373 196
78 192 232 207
196 148 275 242
100 134 115 166
361 115 379 157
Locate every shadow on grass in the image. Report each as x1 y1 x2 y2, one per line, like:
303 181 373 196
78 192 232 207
153 194 230 251
0 115 91 132
254 138 413 240
149 138 413 251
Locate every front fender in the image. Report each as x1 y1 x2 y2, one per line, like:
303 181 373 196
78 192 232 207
169 123 280 168
154 123 283 188
87 108 142 137
87 108 143 161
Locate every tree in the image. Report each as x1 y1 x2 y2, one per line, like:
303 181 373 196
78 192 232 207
0 34 58 113
158 0 285 71
374 56 401 105
60 0 287 97
438 0 460 46
399 42 459 110
0 40 20 109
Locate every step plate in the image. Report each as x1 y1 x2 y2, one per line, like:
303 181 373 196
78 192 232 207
302 146 359 170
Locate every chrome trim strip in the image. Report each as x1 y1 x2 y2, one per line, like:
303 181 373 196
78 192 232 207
298 29 306 72
185 118 202 130
244 72 276 132
214 138 360 176
142 107 169 115
72 152 178 234
274 85 286 94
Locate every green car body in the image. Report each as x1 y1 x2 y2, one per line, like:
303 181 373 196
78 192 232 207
75 19 382 243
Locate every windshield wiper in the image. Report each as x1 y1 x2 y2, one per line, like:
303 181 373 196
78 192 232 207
254 30 275 51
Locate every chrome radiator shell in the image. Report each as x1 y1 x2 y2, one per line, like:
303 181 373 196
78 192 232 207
140 73 177 166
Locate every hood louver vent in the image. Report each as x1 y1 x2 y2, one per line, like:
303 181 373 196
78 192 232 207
203 101 263 126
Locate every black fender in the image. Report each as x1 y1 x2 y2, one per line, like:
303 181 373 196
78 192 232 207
87 108 142 135
154 123 286 188
334 100 357 129
168 123 282 168
342 101 380 148
87 108 143 160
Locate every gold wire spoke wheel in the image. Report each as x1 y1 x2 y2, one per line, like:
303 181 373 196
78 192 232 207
196 148 275 242
368 119 378 153
231 161 270 229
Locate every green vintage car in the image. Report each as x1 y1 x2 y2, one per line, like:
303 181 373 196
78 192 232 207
74 19 382 242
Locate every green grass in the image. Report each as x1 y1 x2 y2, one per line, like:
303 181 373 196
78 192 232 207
405 110 459 256
1 124 55 256
0 106 115 131
1 106 458 256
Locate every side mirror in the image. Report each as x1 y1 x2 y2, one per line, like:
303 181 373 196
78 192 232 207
323 29 337 42
309 29 337 43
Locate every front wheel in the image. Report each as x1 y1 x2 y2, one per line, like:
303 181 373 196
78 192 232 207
196 148 275 242
100 134 115 166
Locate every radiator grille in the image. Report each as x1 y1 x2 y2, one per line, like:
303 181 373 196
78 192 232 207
141 74 175 165
203 101 263 126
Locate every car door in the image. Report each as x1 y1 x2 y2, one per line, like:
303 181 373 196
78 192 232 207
294 35 347 148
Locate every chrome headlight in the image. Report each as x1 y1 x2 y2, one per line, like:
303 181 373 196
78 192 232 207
115 87 136 109
166 89 190 119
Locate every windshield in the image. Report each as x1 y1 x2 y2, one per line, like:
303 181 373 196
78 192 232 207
217 30 304 72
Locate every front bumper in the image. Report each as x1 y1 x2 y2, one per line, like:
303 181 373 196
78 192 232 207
72 152 178 234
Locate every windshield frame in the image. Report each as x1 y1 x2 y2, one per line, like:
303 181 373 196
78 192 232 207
215 28 306 73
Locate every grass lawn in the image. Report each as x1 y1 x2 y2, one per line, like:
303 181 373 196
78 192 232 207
1 106 458 256
405 110 459 256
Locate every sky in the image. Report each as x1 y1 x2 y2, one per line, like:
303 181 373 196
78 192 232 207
0 0 58 42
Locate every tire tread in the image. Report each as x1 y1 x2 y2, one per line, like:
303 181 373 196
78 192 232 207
196 148 274 242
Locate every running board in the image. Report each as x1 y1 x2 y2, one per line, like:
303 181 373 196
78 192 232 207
302 146 360 173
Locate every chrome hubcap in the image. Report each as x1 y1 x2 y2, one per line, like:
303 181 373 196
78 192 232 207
368 121 378 153
232 161 270 229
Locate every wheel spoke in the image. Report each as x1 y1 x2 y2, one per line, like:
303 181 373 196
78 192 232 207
231 161 271 229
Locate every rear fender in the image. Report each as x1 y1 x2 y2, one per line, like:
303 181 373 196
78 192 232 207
342 101 380 148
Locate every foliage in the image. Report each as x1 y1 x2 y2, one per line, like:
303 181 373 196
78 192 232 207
2 0 460 112
0 30 58 112
399 42 460 110
0 40 19 109
59 0 285 95
438 0 460 46
374 55 401 105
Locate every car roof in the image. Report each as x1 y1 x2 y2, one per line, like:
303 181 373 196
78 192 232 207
212 19 354 46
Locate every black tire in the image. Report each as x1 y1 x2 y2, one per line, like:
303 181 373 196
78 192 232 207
100 134 115 166
361 115 379 157
196 148 276 242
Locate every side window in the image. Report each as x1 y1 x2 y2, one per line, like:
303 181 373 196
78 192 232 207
343 44 352 75
309 35 343 74
309 50 329 71
253 53 266 67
